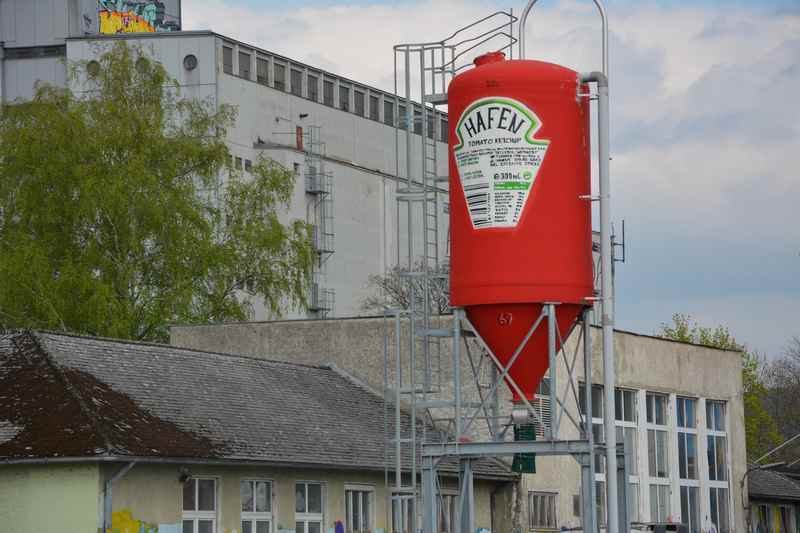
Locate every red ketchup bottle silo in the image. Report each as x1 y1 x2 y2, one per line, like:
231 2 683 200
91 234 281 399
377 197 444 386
448 51 593 401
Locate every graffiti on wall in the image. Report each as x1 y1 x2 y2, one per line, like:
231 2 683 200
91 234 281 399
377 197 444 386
98 1 181 34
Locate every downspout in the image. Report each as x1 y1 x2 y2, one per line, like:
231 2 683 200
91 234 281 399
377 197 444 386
102 461 137 532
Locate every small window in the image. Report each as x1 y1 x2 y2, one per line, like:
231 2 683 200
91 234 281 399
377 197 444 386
244 159 252 172
649 484 670 523
274 63 286 92
398 105 407 130
354 91 365 116
392 499 414 533
440 118 448 142
241 480 272 533
426 113 434 139
323 80 334 107
296 482 323 533
677 397 696 428
383 100 395 126
256 57 269 84
222 46 233 75
615 388 637 423
707 434 728 481
706 400 726 431
339 85 350 111
307 73 319 102
345 486 374 533
369 94 379 121
678 432 698 479
648 429 669 478
709 487 730 533
529 492 557 529
646 392 668 425
291 69 303 97
413 107 422 135
680 486 701 533
239 51 251 79
183 478 217 533
578 383 604 419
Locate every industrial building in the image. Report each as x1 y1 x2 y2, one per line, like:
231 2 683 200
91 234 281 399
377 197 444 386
0 330 515 533
0 0 450 321
172 317 748 533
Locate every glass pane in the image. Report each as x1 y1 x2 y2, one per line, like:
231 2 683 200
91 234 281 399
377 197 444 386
625 390 637 422
242 521 253 533
677 398 686 427
296 484 306 513
309 522 321 533
352 492 360 531
308 75 318 101
198 479 215 511
710 488 719 529
291 70 303 97
679 434 687 478
256 481 270 512
296 523 304 533
687 434 697 479
626 427 638 475
708 436 717 480
689 487 700 533
363 492 371 530
347 491 353 532
716 403 726 431
241 480 254 512
198 520 213 533
183 520 194 533
648 430 657 477
256 521 270 533
183 479 196 511
656 396 666 425
650 485 659 522
340 86 350 111
686 398 696 428
657 431 669 477
308 483 322 513
355 92 365 116
680 486 688 525
592 385 604 418
629 483 639 523
715 436 727 481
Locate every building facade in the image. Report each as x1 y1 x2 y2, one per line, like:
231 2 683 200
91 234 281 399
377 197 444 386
171 316 748 533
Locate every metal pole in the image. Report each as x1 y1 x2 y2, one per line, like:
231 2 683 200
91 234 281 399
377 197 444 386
422 455 437 533
583 310 598 533
547 303 558 439
459 459 475 533
454 308 463 440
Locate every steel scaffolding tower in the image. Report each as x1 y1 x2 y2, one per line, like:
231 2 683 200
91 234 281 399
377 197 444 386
384 1 627 532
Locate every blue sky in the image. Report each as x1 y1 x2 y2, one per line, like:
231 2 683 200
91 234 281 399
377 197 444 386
183 0 799 358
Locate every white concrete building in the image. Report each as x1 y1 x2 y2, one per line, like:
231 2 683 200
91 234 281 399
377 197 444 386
0 0 450 320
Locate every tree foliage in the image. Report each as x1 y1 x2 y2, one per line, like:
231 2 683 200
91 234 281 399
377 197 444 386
361 261 450 315
763 337 800 458
658 314 783 459
0 42 314 341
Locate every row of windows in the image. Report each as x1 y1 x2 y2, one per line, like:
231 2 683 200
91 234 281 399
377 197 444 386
181 478 373 533
221 43 449 141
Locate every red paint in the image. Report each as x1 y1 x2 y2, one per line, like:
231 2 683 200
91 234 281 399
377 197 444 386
448 52 593 400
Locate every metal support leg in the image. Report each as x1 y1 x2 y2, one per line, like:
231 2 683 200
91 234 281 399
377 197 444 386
581 457 596 533
617 446 630 533
547 303 558 440
422 456 437 533
454 307 463 440
458 459 475 533
583 311 598 533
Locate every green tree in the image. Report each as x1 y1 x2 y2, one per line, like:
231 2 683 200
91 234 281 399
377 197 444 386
658 314 783 459
0 42 315 341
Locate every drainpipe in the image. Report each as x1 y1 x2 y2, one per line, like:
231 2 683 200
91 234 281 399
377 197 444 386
103 462 137 532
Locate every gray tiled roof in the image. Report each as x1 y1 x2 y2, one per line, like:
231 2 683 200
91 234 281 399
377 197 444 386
0 331 512 479
749 468 800 502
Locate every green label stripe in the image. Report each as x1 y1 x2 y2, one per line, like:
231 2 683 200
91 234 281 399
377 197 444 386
495 182 531 190
453 97 551 151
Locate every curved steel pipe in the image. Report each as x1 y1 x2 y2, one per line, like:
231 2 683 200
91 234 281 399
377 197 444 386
519 0 608 75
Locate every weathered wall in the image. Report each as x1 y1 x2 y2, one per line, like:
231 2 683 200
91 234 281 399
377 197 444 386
171 316 748 532
0 463 101 533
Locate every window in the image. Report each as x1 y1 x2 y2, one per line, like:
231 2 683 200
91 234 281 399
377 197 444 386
295 482 323 533
307 73 319 102
578 384 604 419
649 484 670 523
628 483 640 523
241 480 272 533
245 159 252 172
596 480 606 526
426 114 434 139
291 69 303 97
323 80 334 107
646 392 667 425
706 400 725 431
438 494 456 533
707 435 727 481
392 498 414 533
528 492 557 530
709 487 730 533
678 433 698 479
222 46 233 75
239 51 251 79
257 57 269 84
274 63 286 91
440 118 448 142
615 389 637 423
183 478 217 533
398 105 407 130
648 429 669 478
680 486 700 533
413 107 422 134
677 397 696 428
339 85 350 111
354 91 365 116
384 100 395 126
345 486 373 533
617 425 638 475
369 95 380 121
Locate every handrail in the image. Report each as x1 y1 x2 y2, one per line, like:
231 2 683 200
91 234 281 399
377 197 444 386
519 0 608 74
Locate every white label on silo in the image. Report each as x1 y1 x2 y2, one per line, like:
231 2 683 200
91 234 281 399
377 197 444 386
453 96 549 229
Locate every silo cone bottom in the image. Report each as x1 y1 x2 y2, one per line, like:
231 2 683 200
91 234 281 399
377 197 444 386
465 303 583 402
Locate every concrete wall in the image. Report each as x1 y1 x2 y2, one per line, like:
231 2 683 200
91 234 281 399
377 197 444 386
0 463 101 533
171 316 748 532
106 462 506 533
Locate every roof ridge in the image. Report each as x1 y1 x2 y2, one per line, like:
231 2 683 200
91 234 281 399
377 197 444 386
23 331 114 455
32 329 331 370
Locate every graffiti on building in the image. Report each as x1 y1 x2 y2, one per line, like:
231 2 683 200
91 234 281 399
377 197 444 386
98 1 181 34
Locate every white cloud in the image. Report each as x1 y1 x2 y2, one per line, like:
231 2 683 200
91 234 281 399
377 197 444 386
182 0 800 354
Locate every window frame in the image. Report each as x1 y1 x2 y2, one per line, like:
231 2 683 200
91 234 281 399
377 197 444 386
222 46 233 75
182 477 218 533
339 84 351 112
383 99 395 126
273 62 286 92
290 68 304 98
344 483 374 533
240 479 273 533
354 90 365 117
528 491 558 530
238 50 252 80
256 56 269 85
307 72 319 102
369 94 380 121
295 481 324 533
323 79 334 107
